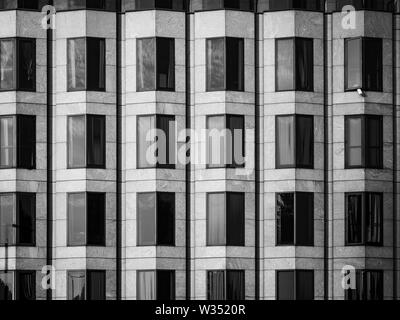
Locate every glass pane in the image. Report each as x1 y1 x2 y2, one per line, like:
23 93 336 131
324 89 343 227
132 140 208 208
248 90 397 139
87 271 105 300
87 193 105 246
296 271 314 300
366 194 382 245
137 193 156 246
87 115 105 168
16 271 36 300
68 193 86 246
55 0 85 10
17 193 35 245
345 38 362 90
0 0 17 10
296 193 313 246
157 270 175 300
87 38 105 91
0 39 15 90
17 116 36 169
276 39 294 91
17 39 35 91
207 193 226 246
157 116 175 167
277 271 294 300
228 115 245 168
208 271 225 300
68 271 85 300
366 117 382 168
276 116 295 167
226 193 245 246
207 116 226 168
226 271 245 300
0 272 14 300
138 116 156 168
0 194 15 245
157 38 175 90
203 0 223 9
135 0 155 9
67 38 86 91
295 38 313 91
206 38 225 91
0 117 16 168
346 194 363 244
157 193 175 246
364 271 383 300
137 271 155 300
296 116 313 167
86 0 105 9
276 193 294 245
346 117 362 167
226 38 244 91
364 38 382 91
137 38 156 91
68 116 86 168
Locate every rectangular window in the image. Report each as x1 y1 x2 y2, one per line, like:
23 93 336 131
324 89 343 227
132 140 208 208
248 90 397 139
276 37 313 91
0 271 36 301
55 0 116 11
137 115 175 169
137 192 175 246
258 0 323 11
345 37 382 91
125 0 185 11
207 192 245 246
345 115 383 169
346 193 383 246
276 115 313 168
207 270 245 300
67 37 105 91
277 270 314 300
334 0 394 12
276 193 314 246
345 270 383 300
207 115 245 168
67 270 105 300
0 193 35 246
68 115 106 169
137 37 175 92
202 0 254 10
0 38 35 91
67 193 105 246
206 37 244 92
0 272 14 300
137 270 175 300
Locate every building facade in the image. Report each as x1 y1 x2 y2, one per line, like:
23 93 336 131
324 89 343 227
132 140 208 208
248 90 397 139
0 0 399 300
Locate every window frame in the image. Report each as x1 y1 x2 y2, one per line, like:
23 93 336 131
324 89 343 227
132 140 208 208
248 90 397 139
276 192 314 247
207 270 245 300
345 115 383 169
276 270 315 300
0 270 36 300
344 37 383 92
67 270 106 300
67 192 106 247
136 269 176 300
275 37 314 92
136 192 176 247
345 192 384 247
275 114 314 169
344 269 384 300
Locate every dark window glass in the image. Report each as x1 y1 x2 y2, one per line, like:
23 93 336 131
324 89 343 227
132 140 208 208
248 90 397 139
207 115 245 168
345 270 383 300
345 38 382 91
276 115 313 168
68 115 106 169
346 193 383 246
207 192 245 246
345 115 383 169
276 38 313 92
55 0 116 11
86 0 105 9
0 272 14 300
276 193 314 246
277 270 314 300
137 192 175 246
68 193 106 246
207 270 245 300
334 0 394 12
87 271 105 300
67 270 106 300
67 38 105 92
202 0 253 10
137 38 175 92
207 37 244 92
0 194 15 245
17 116 36 169
137 270 175 300
157 270 175 300
124 0 185 11
258 0 323 11
16 271 35 300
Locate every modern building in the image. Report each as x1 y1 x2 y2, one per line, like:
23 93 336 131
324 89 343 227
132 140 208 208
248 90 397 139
0 0 399 300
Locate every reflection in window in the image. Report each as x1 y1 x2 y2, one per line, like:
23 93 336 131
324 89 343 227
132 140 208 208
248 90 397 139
206 37 244 91
137 270 175 300
345 270 383 300
276 193 314 246
0 271 36 301
276 37 313 91
137 37 175 91
346 193 383 246
345 38 382 91
0 272 14 300
208 270 245 300
67 37 105 91
345 115 383 169
68 270 106 300
137 192 175 246
207 193 245 246
277 270 314 300
68 193 105 246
